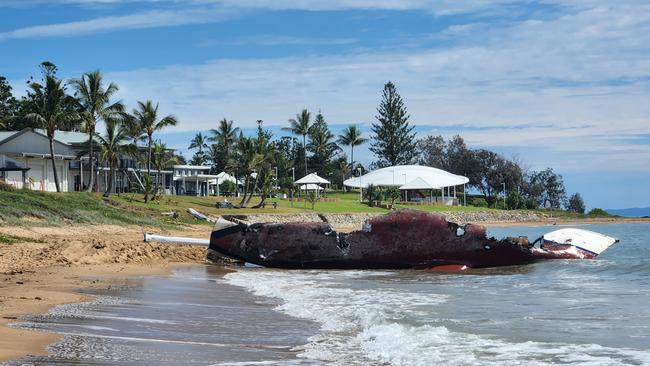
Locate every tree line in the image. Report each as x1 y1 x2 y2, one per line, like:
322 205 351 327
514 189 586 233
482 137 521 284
1 63 586 211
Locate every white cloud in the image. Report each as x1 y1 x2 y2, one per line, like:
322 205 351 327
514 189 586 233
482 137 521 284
0 6 241 41
101 1 650 174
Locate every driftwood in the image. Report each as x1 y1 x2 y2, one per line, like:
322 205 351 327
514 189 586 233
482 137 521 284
187 208 215 222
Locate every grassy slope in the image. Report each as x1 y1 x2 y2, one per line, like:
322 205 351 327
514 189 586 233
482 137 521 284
4 186 601 227
108 190 494 217
0 187 169 226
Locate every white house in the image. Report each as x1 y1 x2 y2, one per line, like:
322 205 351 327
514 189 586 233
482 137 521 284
0 128 177 194
0 129 78 191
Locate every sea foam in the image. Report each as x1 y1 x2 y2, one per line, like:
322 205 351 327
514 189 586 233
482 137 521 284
224 269 650 366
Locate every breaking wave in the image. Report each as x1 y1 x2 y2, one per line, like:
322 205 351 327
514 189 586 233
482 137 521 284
224 269 650 366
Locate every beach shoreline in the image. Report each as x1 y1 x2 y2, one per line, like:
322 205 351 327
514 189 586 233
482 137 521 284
0 223 210 362
1 214 647 362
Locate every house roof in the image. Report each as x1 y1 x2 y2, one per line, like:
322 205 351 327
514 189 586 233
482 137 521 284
0 131 16 144
35 129 90 144
173 165 211 170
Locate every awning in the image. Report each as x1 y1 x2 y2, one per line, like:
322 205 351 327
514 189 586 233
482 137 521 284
0 154 30 172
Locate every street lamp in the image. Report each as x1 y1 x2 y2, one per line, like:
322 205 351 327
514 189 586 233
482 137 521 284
290 167 295 208
502 182 506 209
357 167 362 202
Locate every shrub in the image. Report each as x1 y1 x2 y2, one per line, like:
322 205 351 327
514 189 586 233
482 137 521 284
219 180 237 194
587 208 609 217
567 193 586 214
471 197 488 208
0 181 16 192
506 191 524 210
364 184 382 206
383 187 400 206
525 198 538 210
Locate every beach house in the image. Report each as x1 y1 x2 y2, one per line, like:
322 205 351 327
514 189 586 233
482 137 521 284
0 128 176 194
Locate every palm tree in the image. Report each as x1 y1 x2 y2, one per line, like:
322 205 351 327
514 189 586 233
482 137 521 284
209 118 239 172
128 100 178 175
70 70 124 192
188 132 208 154
282 109 311 176
152 141 178 199
230 136 262 207
308 127 341 177
25 76 78 192
96 120 136 197
337 125 367 171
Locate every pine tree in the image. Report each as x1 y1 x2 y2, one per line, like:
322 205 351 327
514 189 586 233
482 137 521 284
370 81 417 167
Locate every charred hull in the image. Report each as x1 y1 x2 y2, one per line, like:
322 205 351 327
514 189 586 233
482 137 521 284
208 210 615 270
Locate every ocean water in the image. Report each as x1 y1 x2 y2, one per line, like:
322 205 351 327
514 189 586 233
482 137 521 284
5 223 650 366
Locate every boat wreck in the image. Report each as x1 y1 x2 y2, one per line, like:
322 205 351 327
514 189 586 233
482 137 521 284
206 210 618 270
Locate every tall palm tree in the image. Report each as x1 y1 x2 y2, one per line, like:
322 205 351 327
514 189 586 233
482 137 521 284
25 76 78 192
230 136 262 207
70 70 124 192
152 141 178 199
308 127 340 177
96 120 136 197
209 118 239 172
128 100 178 175
188 132 208 154
337 125 367 170
282 109 311 176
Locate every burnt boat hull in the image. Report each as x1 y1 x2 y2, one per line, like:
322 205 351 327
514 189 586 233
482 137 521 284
208 210 563 269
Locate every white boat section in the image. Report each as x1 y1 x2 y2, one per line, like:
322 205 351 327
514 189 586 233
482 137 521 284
144 233 210 246
543 228 618 255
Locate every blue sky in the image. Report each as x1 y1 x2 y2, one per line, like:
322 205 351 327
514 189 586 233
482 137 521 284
1 0 649 209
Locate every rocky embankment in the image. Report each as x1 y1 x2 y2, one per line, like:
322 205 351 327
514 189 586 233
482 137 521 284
232 210 545 229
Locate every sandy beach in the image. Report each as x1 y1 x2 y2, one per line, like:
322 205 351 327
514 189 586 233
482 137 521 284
1 214 648 362
0 223 209 362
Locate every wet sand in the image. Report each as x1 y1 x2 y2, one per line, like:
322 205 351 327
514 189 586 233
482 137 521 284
0 224 210 362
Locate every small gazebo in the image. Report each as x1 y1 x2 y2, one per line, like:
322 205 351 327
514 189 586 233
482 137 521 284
295 173 330 197
399 177 437 202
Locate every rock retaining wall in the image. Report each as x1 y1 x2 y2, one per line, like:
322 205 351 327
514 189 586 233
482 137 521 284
238 210 544 227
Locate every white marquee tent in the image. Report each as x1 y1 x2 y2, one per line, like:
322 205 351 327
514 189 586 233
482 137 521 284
343 165 469 204
343 165 468 189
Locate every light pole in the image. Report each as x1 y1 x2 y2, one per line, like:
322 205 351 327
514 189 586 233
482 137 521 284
357 167 362 203
290 167 295 208
403 173 407 202
502 182 506 209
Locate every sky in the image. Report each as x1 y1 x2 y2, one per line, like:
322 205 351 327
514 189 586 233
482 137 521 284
0 0 648 209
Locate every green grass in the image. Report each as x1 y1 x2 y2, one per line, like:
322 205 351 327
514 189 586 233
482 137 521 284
0 233 45 244
0 187 171 227
108 190 496 216
0 184 517 228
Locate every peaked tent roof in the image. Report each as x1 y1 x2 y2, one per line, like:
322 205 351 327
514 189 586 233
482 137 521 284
399 177 436 190
295 172 330 184
215 171 241 185
343 165 469 189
